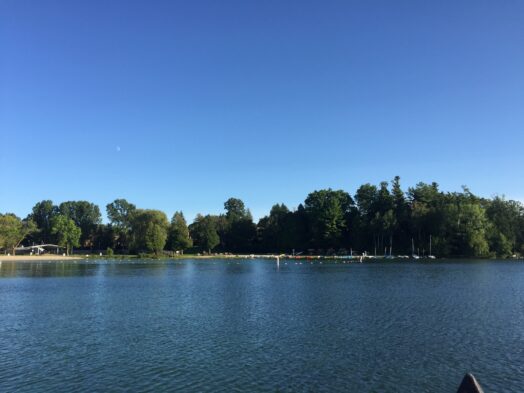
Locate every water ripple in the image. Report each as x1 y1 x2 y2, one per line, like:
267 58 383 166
1 259 524 392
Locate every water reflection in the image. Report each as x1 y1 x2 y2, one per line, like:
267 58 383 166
0 261 96 278
0 259 192 278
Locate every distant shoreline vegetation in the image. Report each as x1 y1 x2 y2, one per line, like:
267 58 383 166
1 177 523 258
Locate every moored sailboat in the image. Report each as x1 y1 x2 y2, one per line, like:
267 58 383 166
411 238 419 259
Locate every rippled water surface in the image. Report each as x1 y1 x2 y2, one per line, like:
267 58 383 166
1 259 524 392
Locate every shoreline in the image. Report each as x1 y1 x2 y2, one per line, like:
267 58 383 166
0 255 83 262
1 254 522 263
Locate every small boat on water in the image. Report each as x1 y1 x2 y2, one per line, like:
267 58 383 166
411 238 419 259
427 235 436 259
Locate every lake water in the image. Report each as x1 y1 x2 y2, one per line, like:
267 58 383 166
1 259 523 392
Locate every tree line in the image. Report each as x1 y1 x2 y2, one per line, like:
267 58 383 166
1 177 523 257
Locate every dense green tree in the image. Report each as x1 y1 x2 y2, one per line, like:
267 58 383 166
485 196 522 253
390 177 410 253
518 214 524 255
353 183 379 253
27 200 58 243
0 214 37 255
355 184 378 217
353 180 399 256
227 218 257 253
257 204 291 252
51 215 81 255
391 177 406 212
285 204 309 253
189 214 220 253
441 191 489 257
93 224 115 251
407 182 449 255
107 199 137 227
145 222 168 255
487 226 512 257
167 212 193 252
304 189 353 250
129 209 169 253
8 178 524 258
59 201 101 248
211 214 229 250
458 203 489 256
257 204 309 254
106 199 136 250
224 198 248 223
218 198 256 252
372 182 396 255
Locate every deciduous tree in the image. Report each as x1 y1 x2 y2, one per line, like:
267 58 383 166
304 189 353 250
0 214 37 255
106 199 136 250
129 209 168 253
59 201 101 248
189 214 220 253
51 215 81 255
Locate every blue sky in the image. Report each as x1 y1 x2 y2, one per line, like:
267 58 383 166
1 0 523 222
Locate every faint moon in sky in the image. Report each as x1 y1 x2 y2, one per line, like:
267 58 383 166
116 146 121 152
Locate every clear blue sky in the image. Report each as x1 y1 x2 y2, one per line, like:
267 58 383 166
1 0 523 222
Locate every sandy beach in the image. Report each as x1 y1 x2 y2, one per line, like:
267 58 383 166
0 255 83 262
